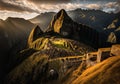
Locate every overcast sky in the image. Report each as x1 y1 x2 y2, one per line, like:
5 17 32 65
0 0 119 20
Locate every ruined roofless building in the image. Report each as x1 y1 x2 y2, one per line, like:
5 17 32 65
97 48 111 62
86 52 98 67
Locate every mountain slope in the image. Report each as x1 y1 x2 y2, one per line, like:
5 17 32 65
0 17 35 83
72 56 120 84
5 54 49 84
0 17 35 53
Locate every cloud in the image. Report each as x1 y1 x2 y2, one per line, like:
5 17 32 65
27 0 71 4
104 2 120 12
0 0 39 13
85 4 101 10
0 0 119 13
28 3 83 12
0 11 39 20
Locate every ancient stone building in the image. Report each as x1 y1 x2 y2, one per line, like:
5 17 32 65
86 52 98 67
97 48 111 62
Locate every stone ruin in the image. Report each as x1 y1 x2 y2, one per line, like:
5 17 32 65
86 52 98 68
97 47 111 62
85 44 120 68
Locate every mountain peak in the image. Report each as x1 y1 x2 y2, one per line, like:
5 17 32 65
28 25 43 46
46 9 74 34
56 9 69 19
58 9 67 15
60 9 66 12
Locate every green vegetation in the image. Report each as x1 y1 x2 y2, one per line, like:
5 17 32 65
29 37 48 50
52 39 75 51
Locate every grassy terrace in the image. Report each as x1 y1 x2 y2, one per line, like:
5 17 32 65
49 55 84 62
29 37 79 52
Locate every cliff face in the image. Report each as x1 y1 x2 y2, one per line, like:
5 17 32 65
47 9 74 37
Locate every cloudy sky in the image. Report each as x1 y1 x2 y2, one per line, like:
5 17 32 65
0 0 120 20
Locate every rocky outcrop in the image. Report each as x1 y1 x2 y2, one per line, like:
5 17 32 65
106 16 120 44
46 9 75 37
107 32 117 43
28 25 43 46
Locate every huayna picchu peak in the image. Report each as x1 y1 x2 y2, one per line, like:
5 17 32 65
46 9 74 34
